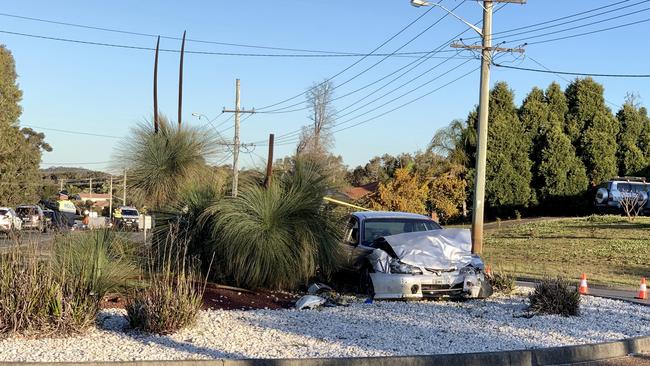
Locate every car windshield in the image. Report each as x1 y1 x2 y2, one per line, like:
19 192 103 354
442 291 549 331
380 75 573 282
121 209 138 216
16 207 35 216
362 218 441 244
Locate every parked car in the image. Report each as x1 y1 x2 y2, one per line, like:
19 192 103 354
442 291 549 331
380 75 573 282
15 205 46 232
0 207 23 238
340 211 492 300
42 209 55 231
113 206 140 231
595 177 649 214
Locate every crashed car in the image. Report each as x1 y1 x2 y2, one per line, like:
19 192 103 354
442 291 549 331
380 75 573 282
341 211 492 300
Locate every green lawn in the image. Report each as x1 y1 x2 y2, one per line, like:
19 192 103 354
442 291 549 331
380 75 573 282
481 215 650 288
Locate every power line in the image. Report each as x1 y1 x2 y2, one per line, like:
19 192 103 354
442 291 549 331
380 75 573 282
255 2 497 143
253 3 441 111
461 0 644 41
502 7 650 45
0 11 448 56
522 17 650 45
23 124 122 139
273 55 472 144
491 0 650 43
0 29 450 58
257 1 464 113
493 62 650 78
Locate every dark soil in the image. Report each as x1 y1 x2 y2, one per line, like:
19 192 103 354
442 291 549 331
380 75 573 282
100 283 298 311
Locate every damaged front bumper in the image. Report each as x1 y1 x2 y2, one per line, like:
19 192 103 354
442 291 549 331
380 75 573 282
370 270 488 300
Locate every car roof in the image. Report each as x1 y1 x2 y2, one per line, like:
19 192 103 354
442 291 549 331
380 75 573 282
0 207 12 210
352 211 432 220
119 206 138 210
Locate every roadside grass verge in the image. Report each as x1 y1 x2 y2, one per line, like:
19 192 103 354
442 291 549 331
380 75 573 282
482 215 650 288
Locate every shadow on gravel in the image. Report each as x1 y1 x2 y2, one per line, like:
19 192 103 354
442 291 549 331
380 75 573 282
97 313 245 360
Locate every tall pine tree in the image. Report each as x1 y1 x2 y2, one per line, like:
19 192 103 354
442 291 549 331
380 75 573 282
616 95 647 176
484 82 534 211
565 78 619 186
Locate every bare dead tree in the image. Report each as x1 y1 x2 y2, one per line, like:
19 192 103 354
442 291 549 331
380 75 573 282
619 189 647 221
297 80 336 156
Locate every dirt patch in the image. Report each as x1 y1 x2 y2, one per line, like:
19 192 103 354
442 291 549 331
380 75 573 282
202 283 297 310
100 283 298 311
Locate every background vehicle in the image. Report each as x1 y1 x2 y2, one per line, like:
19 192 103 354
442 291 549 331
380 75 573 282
42 209 55 231
0 207 23 238
595 177 649 214
114 206 140 231
15 205 46 232
340 211 491 300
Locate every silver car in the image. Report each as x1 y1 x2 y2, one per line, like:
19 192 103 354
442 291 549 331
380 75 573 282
341 211 491 300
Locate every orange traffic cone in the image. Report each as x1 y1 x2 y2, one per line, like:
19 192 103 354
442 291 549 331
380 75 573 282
579 273 589 295
636 278 647 300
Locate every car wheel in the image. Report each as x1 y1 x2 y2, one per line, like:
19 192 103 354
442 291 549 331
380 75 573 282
359 263 375 298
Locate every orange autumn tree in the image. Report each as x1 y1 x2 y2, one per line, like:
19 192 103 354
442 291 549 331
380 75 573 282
370 167 428 214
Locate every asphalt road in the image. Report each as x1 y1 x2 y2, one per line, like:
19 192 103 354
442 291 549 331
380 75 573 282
0 229 146 250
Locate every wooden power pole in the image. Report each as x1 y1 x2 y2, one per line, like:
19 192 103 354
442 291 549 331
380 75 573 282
451 0 525 254
223 79 255 197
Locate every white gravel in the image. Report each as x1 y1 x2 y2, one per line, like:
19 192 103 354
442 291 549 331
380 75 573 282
1 290 649 361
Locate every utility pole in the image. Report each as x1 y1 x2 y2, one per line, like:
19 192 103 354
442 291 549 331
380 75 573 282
450 0 525 254
123 169 127 206
264 133 275 188
223 79 255 197
89 178 93 199
60 179 64 192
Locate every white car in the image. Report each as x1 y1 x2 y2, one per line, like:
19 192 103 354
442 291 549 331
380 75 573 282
0 207 23 238
341 211 492 300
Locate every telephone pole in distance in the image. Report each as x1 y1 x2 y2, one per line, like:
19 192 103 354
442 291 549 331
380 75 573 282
223 79 255 197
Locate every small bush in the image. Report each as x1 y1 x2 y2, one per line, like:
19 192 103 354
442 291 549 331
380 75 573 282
127 229 205 335
488 271 515 294
0 230 138 337
528 277 580 316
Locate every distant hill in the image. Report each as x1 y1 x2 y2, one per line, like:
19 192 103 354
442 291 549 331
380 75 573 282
40 166 111 180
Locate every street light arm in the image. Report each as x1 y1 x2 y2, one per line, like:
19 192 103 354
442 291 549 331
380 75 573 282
410 0 483 36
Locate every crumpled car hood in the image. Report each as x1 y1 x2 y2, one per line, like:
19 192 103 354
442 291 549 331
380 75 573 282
381 229 474 270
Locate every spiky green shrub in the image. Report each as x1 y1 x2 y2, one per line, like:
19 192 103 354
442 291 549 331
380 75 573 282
127 229 205 335
528 277 580 316
114 116 222 209
153 177 224 274
52 230 141 296
0 230 139 336
204 160 344 290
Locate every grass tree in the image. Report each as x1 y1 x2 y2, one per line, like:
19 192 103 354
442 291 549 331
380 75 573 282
114 116 222 210
203 160 343 290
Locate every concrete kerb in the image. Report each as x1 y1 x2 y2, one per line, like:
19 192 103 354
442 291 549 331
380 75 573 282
2 336 649 366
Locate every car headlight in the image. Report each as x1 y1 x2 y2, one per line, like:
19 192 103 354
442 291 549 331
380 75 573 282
389 259 423 275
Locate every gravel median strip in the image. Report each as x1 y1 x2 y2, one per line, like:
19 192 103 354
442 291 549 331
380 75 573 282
1 290 649 362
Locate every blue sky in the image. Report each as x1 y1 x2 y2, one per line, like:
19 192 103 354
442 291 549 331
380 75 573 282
3 0 650 173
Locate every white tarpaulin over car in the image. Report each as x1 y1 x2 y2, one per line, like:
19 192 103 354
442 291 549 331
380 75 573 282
379 229 475 271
